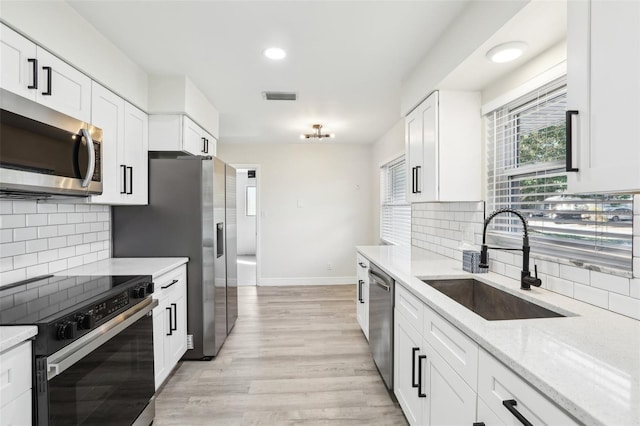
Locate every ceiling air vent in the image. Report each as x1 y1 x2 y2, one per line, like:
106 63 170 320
262 91 297 101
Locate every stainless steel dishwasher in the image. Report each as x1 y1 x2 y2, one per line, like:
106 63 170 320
368 263 395 391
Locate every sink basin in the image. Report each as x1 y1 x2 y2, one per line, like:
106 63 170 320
422 278 565 321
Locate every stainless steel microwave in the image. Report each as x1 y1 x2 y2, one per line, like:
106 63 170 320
0 89 102 198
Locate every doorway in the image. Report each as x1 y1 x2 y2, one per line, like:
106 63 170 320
234 166 258 286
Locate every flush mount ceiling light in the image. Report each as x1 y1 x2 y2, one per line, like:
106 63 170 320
300 124 335 140
486 41 528 63
264 47 286 60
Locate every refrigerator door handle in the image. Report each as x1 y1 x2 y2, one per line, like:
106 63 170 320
216 222 224 258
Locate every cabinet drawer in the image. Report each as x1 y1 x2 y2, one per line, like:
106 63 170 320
0 341 31 408
155 264 187 299
356 254 369 272
395 284 423 334
478 349 579 426
423 303 478 390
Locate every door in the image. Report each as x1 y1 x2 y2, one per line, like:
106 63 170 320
225 164 238 333
183 116 205 155
235 167 258 286
394 310 424 426
153 300 168 390
406 105 423 202
0 23 37 100
567 0 640 193
123 103 148 204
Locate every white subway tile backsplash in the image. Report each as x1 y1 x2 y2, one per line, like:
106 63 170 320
75 204 90 212
26 214 48 227
26 264 48 279
48 236 68 250
13 253 38 269
37 203 57 213
1 241 26 258
12 201 37 214
412 200 640 317
48 213 67 225
0 201 13 214
59 246 76 259
58 224 76 236
0 215 26 228
38 249 59 264
76 244 91 255
25 239 48 253
0 257 13 272
559 264 590 284
38 225 58 239
590 271 629 296
57 204 75 213
574 283 609 309
608 294 640 320
0 269 26 285
76 223 91 233
67 213 84 224
83 233 97 244
67 255 84 269
48 259 68 274
83 213 97 222
83 252 98 264
13 227 36 242
0 229 12 244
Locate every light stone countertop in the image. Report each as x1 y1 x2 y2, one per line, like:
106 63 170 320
60 257 188 279
0 326 37 353
357 244 640 426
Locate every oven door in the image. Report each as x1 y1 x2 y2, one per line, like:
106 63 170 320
36 298 158 426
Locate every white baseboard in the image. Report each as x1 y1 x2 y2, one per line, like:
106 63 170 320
258 276 356 286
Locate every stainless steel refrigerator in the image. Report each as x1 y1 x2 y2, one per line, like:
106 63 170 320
112 156 238 360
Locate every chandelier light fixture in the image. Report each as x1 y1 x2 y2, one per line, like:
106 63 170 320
301 124 335 140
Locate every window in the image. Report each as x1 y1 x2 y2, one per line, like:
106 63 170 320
486 78 632 270
380 156 411 246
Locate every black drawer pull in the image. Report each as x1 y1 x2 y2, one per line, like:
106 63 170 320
358 262 367 269
28 58 38 89
418 354 427 397
502 399 533 426
411 347 419 388
166 306 173 336
171 303 178 332
565 110 579 172
42 66 52 95
120 165 127 194
161 279 179 290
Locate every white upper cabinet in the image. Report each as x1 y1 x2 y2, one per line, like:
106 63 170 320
149 114 217 156
90 82 148 205
0 23 91 122
567 0 640 193
405 90 481 202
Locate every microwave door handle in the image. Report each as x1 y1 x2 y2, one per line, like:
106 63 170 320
80 129 95 188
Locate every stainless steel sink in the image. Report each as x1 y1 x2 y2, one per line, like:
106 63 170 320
422 278 564 321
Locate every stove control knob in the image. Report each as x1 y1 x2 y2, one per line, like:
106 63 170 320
132 286 146 299
56 322 77 340
76 312 95 330
145 281 155 295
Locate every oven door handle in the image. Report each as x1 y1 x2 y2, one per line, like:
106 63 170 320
47 297 158 380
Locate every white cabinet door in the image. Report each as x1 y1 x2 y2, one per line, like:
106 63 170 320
183 116 206 155
203 130 217 156
123 103 149 204
35 48 91 123
153 299 168 391
0 24 37 100
394 310 425 426
567 0 640 193
90 82 125 204
405 91 480 202
422 340 477 426
168 286 187 365
356 255 370 339
406 104 424 202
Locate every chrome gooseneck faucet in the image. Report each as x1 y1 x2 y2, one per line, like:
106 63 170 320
479 208 542 290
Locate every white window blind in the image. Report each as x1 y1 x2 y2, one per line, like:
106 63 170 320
486 78 632 270
381 156 411 246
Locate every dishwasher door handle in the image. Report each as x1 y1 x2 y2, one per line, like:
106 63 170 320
372 277 391 292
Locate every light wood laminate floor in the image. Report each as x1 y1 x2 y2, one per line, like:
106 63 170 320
154 285 407 425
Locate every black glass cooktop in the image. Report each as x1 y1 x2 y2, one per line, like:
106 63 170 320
0 274 146 325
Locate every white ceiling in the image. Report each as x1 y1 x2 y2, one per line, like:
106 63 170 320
67 0 470 144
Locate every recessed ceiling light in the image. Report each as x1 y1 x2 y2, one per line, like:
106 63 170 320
264 47 286 60
486 41 528 63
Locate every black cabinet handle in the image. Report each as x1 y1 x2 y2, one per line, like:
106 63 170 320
415 165 422 194
27 58 38 89
171 303 177 332
357 280 363 303
120 165 127 194
502 399 533 426
126 166 133 194
565 110 579 172
411 347 419 388
166 306 173 336
202 137 207 153
205 138 209 153
358 262 367 269
418 354 427 397
472 423 486 426
411 166 417 194
42 66 52 95
161 279 179 290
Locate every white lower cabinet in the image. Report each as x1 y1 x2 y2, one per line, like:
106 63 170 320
153 264 188 390
394 283 578 426
0 341 32 425
356 254 370 339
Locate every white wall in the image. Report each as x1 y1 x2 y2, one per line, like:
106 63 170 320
1 0 149 110
0 200 110 287
401 0 528 115
217 143 374 285
371 120 406 243
236 170 257 255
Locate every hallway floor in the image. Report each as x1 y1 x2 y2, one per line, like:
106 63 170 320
153 285 407 425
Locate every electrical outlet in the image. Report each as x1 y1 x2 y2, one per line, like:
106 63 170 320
327 262 333 270
187 334 194 349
